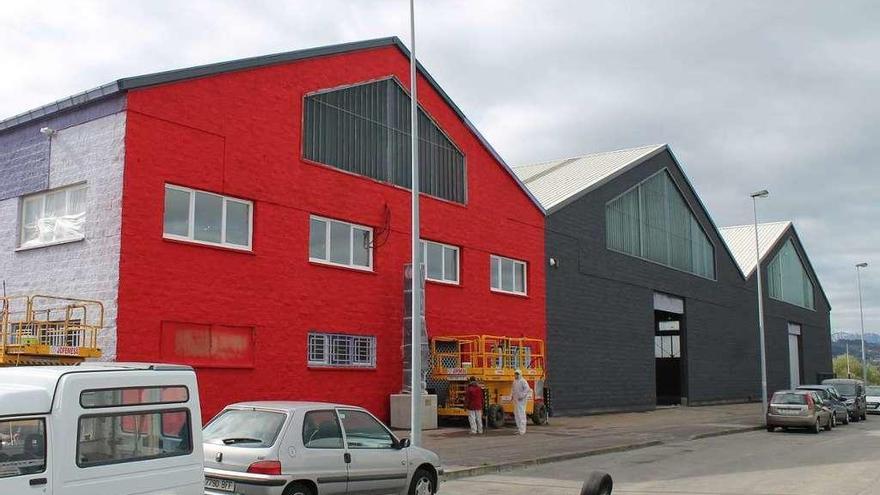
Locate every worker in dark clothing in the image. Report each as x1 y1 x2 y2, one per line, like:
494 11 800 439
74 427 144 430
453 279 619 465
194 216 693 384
464 376 484 434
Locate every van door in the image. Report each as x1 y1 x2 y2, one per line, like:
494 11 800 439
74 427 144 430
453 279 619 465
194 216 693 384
0 417 50 494
337 409 408 495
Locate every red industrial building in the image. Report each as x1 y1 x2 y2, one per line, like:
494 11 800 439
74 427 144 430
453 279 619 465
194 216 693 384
0 38 546 419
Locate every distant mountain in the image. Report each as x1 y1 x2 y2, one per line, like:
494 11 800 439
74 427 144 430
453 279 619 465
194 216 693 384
832 332 880 344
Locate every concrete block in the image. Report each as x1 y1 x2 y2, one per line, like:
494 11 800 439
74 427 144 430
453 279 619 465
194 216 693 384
390 394 438 430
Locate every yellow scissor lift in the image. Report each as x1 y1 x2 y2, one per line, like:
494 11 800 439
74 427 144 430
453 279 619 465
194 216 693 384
430 335 549 428
1 295 103 366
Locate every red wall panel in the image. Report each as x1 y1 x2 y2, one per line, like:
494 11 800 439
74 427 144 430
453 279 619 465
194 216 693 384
116 45 546 421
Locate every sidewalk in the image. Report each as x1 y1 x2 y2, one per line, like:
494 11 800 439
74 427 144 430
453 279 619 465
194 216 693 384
415 402 763 479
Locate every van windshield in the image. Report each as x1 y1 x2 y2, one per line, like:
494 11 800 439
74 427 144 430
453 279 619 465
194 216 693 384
203 409 286 448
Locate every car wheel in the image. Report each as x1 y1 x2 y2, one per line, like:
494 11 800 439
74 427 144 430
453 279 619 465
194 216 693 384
843 413 850 425
580 471 613 495
766 425 775 432
825 415 834 431
531 403 549 425
283 482 314 495
852 413 860 423
408 468 434 495
812 418 821 434
487 404 505 429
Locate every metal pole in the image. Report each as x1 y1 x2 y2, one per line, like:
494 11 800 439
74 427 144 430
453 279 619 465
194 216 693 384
857 264 868 384
846 341 851 378
752 195 769 421
409 0 422 447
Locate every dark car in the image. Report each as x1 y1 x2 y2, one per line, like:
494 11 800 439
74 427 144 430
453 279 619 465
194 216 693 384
822 378 867 421
766 390 834 433
797 385 850 425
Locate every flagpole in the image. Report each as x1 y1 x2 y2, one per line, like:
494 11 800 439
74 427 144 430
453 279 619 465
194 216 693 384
409 0 423 447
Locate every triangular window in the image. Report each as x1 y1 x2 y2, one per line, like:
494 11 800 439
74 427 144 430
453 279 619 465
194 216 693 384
767 239 815 310
606 170 715 279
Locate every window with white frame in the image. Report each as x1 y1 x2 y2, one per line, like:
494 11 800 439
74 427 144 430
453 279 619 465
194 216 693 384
19 183 88 248
420 240 459 284
308 333 376 367
163 184 252 250
309 216 372 270
490 255 527 295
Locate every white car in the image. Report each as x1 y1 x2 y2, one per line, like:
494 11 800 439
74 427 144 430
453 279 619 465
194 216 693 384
203 402 443 495
866 386 880 414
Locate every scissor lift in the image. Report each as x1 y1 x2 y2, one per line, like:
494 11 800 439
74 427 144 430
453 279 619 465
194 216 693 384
430 334 549 428
1 295 103 366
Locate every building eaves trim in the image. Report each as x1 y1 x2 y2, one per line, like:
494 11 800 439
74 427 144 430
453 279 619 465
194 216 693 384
0 36 544 214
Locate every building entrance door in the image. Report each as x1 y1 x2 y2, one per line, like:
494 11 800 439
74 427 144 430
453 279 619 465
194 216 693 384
788 323 803 389
654 293 685 405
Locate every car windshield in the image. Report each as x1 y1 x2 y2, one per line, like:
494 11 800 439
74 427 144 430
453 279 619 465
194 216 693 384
867 386 880 396
771 393 806 405
203 409 286 448
832 383 857 396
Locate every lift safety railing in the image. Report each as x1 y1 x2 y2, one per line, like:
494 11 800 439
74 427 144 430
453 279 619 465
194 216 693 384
1 295 103 365
430 334 546 378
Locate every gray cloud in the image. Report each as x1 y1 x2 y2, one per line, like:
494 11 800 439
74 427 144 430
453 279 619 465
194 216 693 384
2 0 877 331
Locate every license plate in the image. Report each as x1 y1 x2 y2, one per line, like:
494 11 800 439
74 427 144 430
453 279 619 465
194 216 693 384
205 478 235 492
777 409 799 415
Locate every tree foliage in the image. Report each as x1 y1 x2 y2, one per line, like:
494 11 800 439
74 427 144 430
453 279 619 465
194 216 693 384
833 354 880 384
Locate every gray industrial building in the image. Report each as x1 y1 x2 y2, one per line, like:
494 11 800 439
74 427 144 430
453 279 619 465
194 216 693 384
513 144 832 415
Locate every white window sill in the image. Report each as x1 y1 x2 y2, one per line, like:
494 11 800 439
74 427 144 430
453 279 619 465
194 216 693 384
16 236 85 252
309 258 373 273
426 278 460 287
163 234 252 252
490 288 528 298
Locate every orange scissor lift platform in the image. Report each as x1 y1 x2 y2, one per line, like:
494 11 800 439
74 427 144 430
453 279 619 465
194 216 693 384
430 334 549 427
1 295 103 366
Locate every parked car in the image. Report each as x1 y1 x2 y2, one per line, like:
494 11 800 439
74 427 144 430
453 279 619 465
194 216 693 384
822 378 867 421
797 385 849 425
766 390 833 433
202 402 443 495
866 386 880 414
0 363 204 495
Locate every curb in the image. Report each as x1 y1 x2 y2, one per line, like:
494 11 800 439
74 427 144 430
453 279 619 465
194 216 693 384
442 425 761 481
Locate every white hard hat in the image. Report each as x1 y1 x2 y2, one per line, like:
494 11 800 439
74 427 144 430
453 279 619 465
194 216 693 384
514 369 522 375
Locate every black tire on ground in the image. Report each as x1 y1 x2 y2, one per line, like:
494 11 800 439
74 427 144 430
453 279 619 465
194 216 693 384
843 413 850 425
283 482 314 495
766 425 775 432
531 403 549 425
487 404 505 429
861 411 867 421
580 471 614 495
825 416 833 431
812 418 821 434
407 467 435 495
852 413 860 423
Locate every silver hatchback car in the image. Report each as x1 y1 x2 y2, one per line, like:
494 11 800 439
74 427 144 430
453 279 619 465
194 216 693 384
202 402 442 495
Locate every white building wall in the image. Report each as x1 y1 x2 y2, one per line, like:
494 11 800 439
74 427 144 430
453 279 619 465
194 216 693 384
0 112 126 359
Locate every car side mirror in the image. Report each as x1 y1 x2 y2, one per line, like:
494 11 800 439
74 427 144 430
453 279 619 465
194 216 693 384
396 437 411 449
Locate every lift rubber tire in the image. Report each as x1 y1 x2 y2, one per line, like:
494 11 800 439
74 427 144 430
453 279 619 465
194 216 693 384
283 482 314 495
580 471 613 495
531 403 549 425
487 404 505 429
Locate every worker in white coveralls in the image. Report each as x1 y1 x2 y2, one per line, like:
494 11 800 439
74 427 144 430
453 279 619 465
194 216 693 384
512 369 531 435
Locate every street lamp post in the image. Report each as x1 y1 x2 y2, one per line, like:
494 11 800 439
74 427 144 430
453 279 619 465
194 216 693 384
408 0 423 447
856 262 868 384
751 190 770 420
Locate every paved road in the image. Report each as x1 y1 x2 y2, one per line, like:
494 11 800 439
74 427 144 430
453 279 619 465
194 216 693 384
441 416 880 495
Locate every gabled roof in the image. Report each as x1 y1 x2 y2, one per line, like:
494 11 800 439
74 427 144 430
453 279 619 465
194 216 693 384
512 144 666 213
0 37 544 213
718 221 792 278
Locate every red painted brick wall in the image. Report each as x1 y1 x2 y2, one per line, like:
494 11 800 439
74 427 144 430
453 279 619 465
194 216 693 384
116 45 545 421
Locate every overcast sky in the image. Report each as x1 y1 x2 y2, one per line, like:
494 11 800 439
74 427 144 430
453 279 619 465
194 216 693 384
3 1 877 333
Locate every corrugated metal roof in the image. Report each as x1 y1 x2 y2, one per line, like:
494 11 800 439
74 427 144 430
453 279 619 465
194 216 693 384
718 221 792 278
512 144 666 212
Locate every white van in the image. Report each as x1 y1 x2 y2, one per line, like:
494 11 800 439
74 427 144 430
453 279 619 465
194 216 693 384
0 363 204 494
